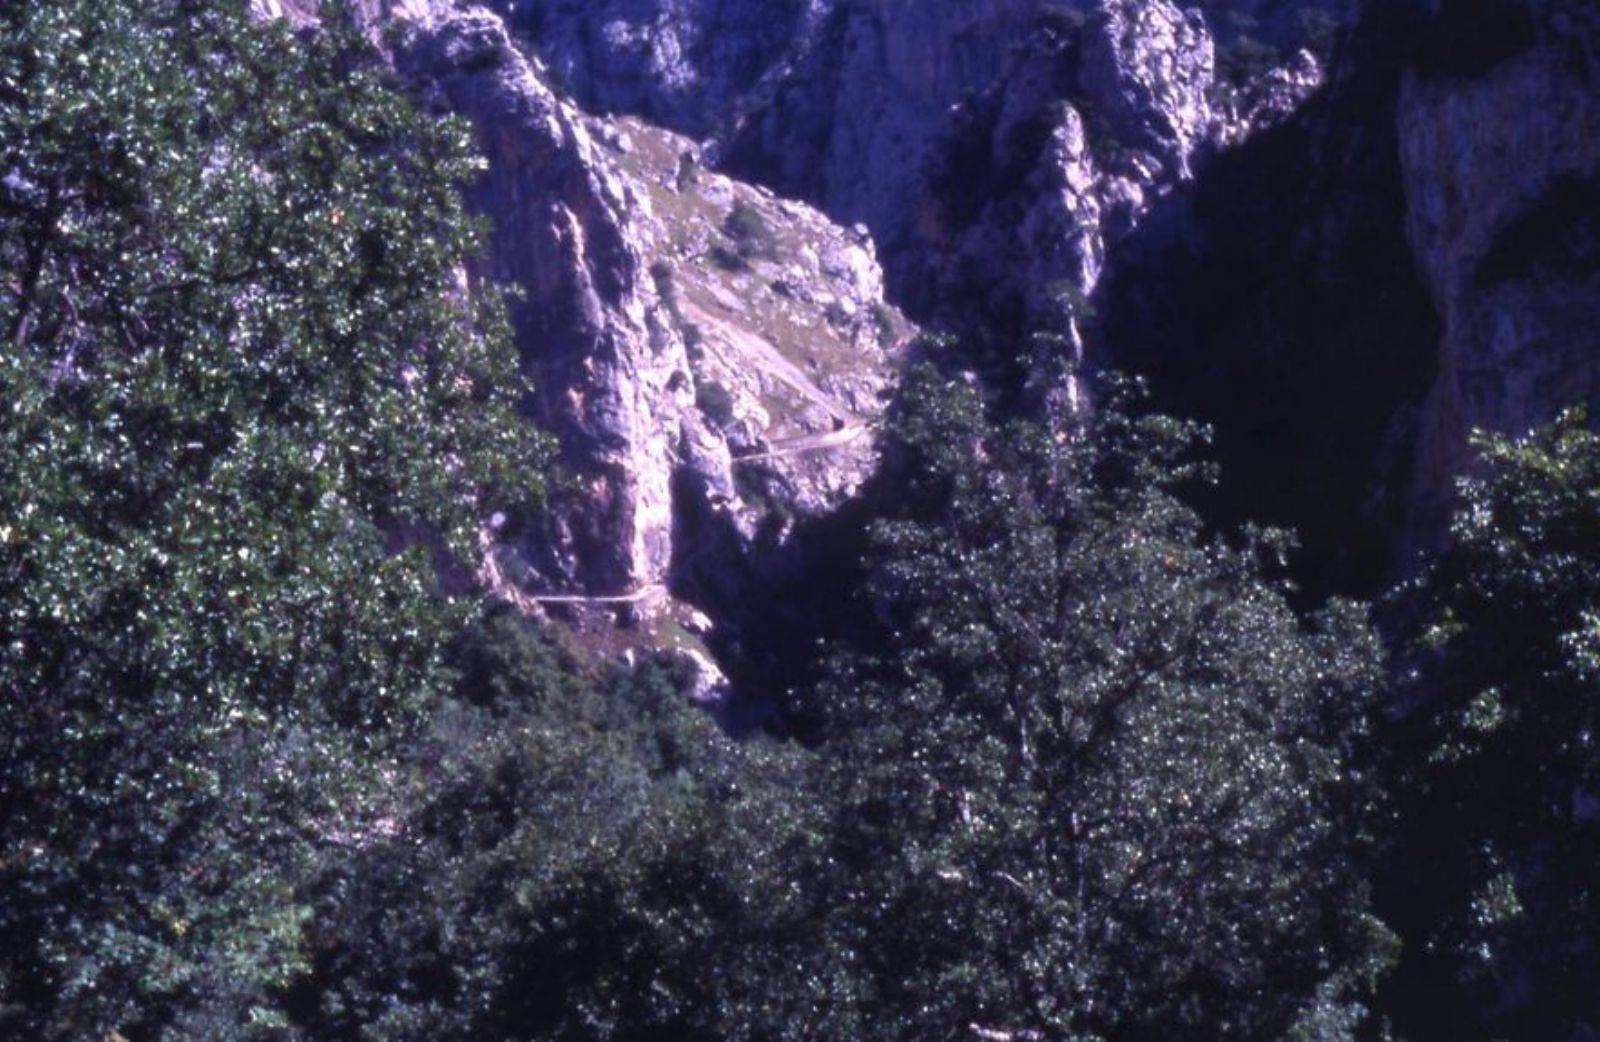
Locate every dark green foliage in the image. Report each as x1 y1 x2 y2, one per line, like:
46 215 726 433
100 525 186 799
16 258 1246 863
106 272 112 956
9 0 1557 1037
648 257 677 289
292 609 822 1042
798 368 1392 1042
264 370 1396 1042
1384 409 1600 1039
723 199 776 260
674 152 701 193
0 2 545 1037
695 378 738 429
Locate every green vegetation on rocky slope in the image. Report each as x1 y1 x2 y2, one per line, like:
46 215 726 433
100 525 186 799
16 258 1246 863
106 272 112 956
6 4 1600 1042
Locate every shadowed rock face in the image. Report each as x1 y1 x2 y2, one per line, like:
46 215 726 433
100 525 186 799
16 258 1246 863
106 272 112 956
1399 8 1600 545
1096 5 1439 595
893 0 1228 353
1094 0 1600 594
247 0 1331 607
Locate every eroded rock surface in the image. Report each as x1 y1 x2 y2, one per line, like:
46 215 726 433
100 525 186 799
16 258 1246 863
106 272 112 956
252 0 1600 627
278 0 1600 615
256 1 907 614
422 12 909 606
1400 12 1600 537
498 0 1337 233
250 0 1338 614
475 0 1330 383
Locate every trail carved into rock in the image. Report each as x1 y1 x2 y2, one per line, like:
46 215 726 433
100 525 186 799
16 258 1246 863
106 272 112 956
731 421 876 463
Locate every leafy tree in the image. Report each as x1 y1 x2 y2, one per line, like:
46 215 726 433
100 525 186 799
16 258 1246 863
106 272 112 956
0 2 544 1037
797 366 1392 1042
210 367 1398 1042
1383 408 1600 1040
293 609 824 1042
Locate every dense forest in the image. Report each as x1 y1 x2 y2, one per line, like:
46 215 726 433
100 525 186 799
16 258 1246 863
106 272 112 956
4 2 1600 1041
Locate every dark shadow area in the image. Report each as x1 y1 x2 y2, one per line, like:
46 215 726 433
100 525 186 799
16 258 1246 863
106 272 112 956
1408 0 1538 82
1094 7 1440 600
1476 170 1600 288
665 462 882 734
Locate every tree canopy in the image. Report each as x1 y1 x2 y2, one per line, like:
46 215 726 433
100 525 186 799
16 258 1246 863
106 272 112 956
790 366 1393 1042
15 2 1599 1039
268 366 1396 1042
1384 408 1600 1040
0 2 544 1036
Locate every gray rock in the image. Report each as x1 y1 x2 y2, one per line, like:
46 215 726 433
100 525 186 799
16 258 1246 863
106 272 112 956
255 0 907 616
1399 17 1600 534
674 645 732 706
397 10 691 597
895 0 1298 403
374 0 1331 440
498 0 1335 232
329 0 1600 606
1080 0 1216 181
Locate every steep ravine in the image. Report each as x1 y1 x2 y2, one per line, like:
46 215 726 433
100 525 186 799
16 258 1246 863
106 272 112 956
504 0 1600 605
258 0 1600 658
1096 1 1439 595
1098 0 1600 593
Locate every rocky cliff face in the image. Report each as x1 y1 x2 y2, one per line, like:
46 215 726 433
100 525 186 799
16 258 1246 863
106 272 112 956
256 0 906 640
409 9 908 619
405 11 695 600
499 0 1337 240
1398 4 1600 541
1093 0 1600 588
498 0 1330 365
258 0 1600 617
249 0 1339 629
896 1 1224 352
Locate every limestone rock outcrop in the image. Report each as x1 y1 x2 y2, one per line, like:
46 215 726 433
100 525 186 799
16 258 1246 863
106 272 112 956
499 0 1336 237
482 0 1330 373
414 10 907 605
901 1 1222 341
253 0 1600 619
401 10 692 596
255 0 906 613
